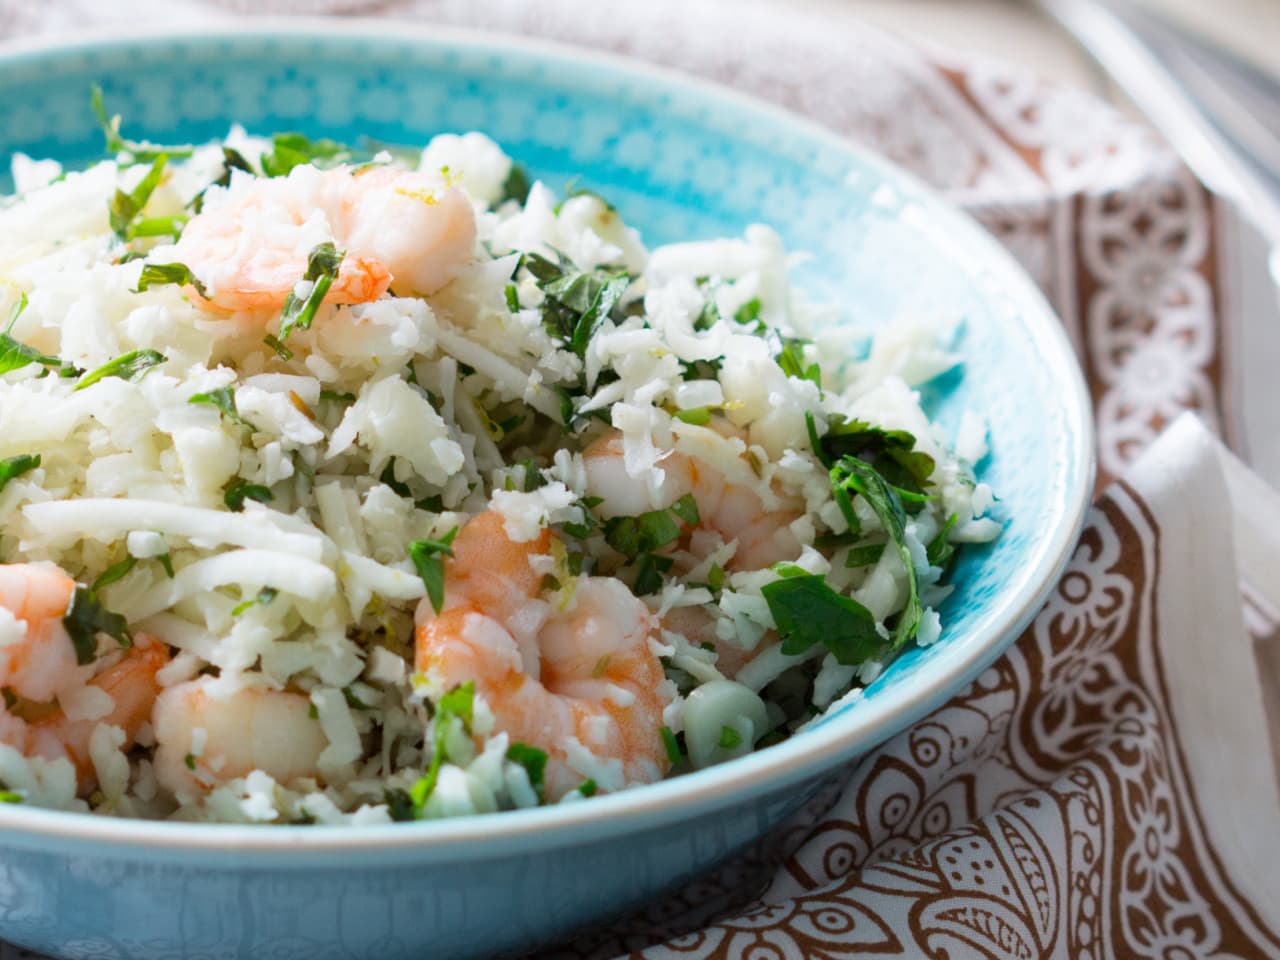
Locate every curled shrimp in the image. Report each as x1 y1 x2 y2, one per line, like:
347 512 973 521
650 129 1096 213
582 428 804 572
0 563 169 794
414 512 673 800
152 676 328 800
171 163 477 314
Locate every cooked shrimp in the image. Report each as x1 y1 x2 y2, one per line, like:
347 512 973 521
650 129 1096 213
415 512 672 800
0 563 169 794
152 676 328 799
582 430 804 572
171 163 477 314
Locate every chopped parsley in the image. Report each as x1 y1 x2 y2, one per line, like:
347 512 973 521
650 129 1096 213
506 742 548 800
189 147 253 214
660 725 683 764
524 252 632 359
109 155 169 240
188 386 250 427
603 494 698 559
499 163 531 205
223 478 274 512
810 413 936 497
0 328 79 378
134 262 208 298
410 681 475 815
761 564 883 665
927 514 960 569
0 789 22 804
409 528 459 615
776 336 820 385
263 333 294 361
62 586 132 666
733 297 764 331
91 556 137 592
384 787 416 822
576 779 598 798
673 406 712 425
74 350 167 392
831 456 923 648
632 552 675 596
0 454 40 496
90 86 193 161
260 132 353 178
844 541 886 569
231 586 278 616
278 242 345 339
600 495 697 595
717 726 743 749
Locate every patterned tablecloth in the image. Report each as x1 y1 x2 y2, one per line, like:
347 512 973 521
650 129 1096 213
1 1 1278 958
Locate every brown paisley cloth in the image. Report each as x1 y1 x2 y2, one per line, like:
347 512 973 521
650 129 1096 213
2 1 1279 958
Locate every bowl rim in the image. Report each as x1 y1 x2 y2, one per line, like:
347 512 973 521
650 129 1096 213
0 16 1095 855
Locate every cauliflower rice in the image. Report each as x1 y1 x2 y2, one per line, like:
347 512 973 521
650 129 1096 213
0 100 998 824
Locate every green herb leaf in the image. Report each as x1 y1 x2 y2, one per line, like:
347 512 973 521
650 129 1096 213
674 406 712 425
525 252 632 358
409 528 459 614
660 725 682 764
504 283 520 313
183 753 197 771
831 456 922 648
4 293 26 335
158 552 175 578
632 552 674 595
815 414 936 490
260 132 352 178
733 297 763 331
0 454 40 495
189 147 254 214
135 262 208 298
761 571 883 664
411 681 476 814
74 350 167 391
0 331 77 377
706 562 726 592
90 86 193 161
188 386 250 426
577 779 597 798
603 494 698 560
223 478 274 512
109 155 168 240
499 163 531 205
319 389 355 406
231 586 278 616
263 333 294 361
91 556 137 592
717 725 743 749
844 542 886 569
62 586 132 666
384 787 416 822
506 742 548 800
0 789 22 804
776 336 820 385
927 513 959 569
279 242 345 339
342 685 372 711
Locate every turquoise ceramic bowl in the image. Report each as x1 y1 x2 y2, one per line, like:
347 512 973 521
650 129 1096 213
0 21 1093 960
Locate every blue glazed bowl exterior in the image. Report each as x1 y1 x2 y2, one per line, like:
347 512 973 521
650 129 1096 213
0 21 1093 960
